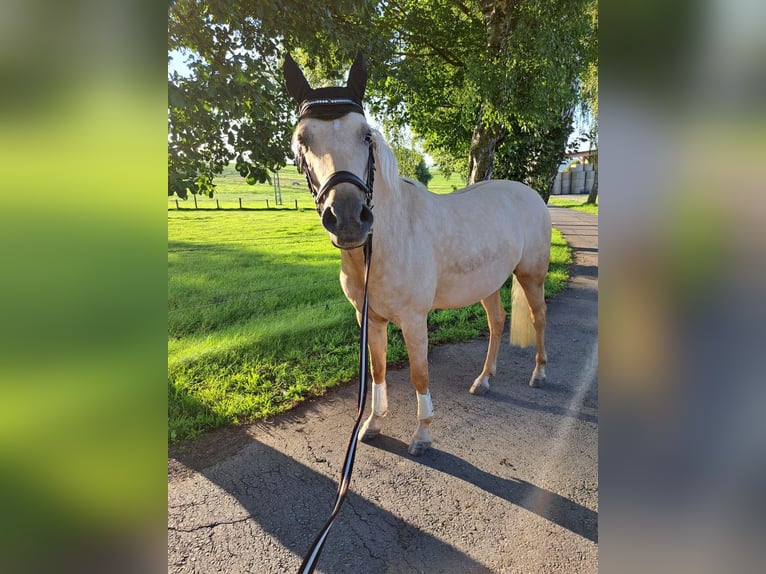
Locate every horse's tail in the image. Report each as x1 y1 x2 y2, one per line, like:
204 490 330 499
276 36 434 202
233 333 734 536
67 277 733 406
509 276 537 348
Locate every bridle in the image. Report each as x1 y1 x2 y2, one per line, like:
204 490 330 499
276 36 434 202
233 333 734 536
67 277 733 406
294 99 375 214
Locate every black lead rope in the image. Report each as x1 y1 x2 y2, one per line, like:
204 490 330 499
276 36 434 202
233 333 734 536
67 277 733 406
298 234 373 574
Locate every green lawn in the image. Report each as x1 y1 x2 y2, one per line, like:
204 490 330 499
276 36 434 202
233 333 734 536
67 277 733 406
548 195 599 215
168 171 572 442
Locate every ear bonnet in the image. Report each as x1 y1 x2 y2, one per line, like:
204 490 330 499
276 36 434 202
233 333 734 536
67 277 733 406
283 52 367 120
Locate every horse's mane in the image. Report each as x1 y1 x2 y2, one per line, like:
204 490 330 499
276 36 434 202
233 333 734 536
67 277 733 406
370 129 401 193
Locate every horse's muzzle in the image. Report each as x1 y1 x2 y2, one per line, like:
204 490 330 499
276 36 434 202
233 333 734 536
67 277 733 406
321 195 373 250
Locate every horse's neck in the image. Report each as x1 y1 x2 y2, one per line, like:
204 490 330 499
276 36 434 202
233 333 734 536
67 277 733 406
372 164 415 233
339 243 368 286
339 177 408 286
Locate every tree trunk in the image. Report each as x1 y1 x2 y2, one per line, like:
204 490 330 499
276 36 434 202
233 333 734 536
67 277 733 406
540 168 558 204
467 1 519 186
467 118 503 185
586 168 598 203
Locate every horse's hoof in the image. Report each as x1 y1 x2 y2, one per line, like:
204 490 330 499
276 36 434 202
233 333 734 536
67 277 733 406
360 426 381 442
408 440 431 456
469 376 490 395
529 375 546 388
359 419 381 442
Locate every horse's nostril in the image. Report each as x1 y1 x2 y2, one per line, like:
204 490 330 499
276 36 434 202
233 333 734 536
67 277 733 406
321 206 338 232
360 204 374 225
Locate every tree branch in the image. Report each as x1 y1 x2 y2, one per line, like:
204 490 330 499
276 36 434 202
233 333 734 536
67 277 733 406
385 0 466 68
451 0 476 20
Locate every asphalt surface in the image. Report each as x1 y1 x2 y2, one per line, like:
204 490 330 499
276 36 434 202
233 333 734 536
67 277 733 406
168 201 598 573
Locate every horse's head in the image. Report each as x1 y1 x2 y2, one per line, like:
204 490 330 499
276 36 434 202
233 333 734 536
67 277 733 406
284 53 374 250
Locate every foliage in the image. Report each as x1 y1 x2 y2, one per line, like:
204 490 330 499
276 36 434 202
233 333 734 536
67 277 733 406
492 112 575 201
168 1 597 200
580 0 599 204
366 0 597 188
390 144 433 187
167 0 377 198
414 158 433 187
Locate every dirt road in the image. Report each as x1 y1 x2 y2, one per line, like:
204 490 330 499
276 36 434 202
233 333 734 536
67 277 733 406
169 204 598 573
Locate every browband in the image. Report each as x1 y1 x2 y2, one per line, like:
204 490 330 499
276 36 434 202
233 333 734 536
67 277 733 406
299 98 365 118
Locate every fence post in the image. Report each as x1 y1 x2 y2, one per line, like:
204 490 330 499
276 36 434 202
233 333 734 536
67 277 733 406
295 199 298 210
175 199 179 210
239 197 242 209
266 199 269 209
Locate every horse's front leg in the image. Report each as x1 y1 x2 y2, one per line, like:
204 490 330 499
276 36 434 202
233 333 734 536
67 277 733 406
360 312 389 441
401 316 433 456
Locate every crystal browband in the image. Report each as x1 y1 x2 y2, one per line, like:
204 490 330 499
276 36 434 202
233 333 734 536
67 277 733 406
299 98 365 117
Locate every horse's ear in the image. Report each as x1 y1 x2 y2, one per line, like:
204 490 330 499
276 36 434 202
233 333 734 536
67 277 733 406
346 52 367 101
283 53 311 103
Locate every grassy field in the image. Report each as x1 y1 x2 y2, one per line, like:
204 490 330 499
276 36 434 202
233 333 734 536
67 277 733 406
168 166 466 211
168 170 572 442
169 165 593 210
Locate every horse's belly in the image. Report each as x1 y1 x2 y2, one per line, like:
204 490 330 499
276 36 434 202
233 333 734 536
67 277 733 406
432 267 511 309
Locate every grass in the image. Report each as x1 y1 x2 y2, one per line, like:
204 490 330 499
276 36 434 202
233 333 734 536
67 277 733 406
548 195 599 215
168 170 572 442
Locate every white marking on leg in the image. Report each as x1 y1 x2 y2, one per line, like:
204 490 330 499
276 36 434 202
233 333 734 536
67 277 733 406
372 381 388 417
417 390 434 421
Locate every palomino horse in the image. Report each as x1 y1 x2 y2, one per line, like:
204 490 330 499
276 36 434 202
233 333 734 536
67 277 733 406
284 53 551 456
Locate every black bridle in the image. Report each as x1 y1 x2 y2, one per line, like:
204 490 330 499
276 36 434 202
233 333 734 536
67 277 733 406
294 100 375 214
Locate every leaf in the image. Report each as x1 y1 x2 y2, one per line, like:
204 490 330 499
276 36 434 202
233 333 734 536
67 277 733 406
168 83 186 109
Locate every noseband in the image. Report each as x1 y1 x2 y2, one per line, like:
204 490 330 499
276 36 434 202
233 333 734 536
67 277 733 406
295 100 375 214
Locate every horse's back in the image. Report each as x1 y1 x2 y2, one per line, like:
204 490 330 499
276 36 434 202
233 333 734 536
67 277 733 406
464 180 552 276
429 179 550 248
410 179 550 308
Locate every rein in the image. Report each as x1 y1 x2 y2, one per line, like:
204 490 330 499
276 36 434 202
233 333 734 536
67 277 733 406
298 233 373 574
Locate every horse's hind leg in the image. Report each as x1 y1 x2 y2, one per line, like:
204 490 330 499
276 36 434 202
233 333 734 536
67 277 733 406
469 289 506 395
514 273 548 387
360 312 389 441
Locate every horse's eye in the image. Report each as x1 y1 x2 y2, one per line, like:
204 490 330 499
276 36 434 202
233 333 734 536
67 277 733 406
364 131 372 145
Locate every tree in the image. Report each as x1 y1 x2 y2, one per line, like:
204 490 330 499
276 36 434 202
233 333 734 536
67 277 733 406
365 0 596 196
168 1 596 203
168 0 376 198
492 108 576 201
390 144 433 187
581 0 598 204
414 158 433 187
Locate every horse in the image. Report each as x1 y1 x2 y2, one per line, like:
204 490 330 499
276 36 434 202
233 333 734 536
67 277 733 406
283 53 551 456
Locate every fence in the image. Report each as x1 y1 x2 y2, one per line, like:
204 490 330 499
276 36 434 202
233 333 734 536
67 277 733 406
169 195 315 211
551 163 597 195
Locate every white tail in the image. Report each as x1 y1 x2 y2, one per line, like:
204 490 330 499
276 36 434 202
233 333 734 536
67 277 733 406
510 276 537 347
